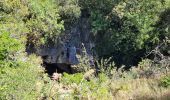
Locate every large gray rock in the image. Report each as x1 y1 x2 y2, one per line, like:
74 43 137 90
31 17 95 65
68 46 79 64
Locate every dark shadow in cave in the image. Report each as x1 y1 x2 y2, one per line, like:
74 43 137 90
43 62 73 76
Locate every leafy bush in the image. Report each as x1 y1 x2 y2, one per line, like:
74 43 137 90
160 76 170 88
61 73 84 85
59 72 112 99
0 54 54 100
0 31 51 99
0 31 23 66
0 54 51 100
79 0 170 66
58 0 81 22
26 0 64 45
0 0 80 46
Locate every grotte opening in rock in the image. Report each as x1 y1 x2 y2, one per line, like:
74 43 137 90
42 62 73 76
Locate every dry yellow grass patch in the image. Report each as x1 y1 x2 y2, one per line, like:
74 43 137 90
109 78 170 100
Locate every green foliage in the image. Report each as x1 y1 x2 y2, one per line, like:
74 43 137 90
1 0 169 66
0 32 23 63
27 0 64 44
122 0 167 47
0 55 50 100
0 1 79 99
0 31 51 99
61 73 84 85
72 55 92 73
1 0 170 99
160 76 170 88
59 72 112 99
0 0 81 46
79 0 170 65
0 0 30 42
58 0 81 23
97 57 115 76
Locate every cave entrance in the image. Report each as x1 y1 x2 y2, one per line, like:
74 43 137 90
43 62 73 76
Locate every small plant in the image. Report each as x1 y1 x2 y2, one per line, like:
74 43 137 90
61 73 84 85
160 76 170 88
97 57 115 76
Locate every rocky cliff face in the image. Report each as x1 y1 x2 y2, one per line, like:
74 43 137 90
27 10 95 72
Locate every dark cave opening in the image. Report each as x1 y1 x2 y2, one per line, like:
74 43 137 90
43 62 73 76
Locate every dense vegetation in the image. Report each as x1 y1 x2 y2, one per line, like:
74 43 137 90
0 0 170 99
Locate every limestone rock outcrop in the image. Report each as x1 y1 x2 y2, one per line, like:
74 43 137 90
27 14 95 67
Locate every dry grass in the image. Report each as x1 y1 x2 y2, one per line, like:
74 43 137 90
109 77 170 100
46 75 170 100
42 62 170 100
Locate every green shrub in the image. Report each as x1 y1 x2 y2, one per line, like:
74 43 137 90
0 32 51 99
160 76 170 88
0 55 50 100
27 0 64 44
61 73 84 85
0 31 23 63
0 0 81 46
58 0 81 22
79 0 170 66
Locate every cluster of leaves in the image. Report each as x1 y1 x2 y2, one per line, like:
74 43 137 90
0 54 51 100
0 0 80 46
26 0 64 44
0 31 51 99
0 31 23 67
79 0 170 66
58 0 81 23
59 72 111 99
61 73 84 85
161 76 170 88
